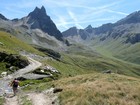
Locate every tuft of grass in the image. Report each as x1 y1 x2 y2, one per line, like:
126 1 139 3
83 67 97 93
0 96 4 105
0 62 7 74
20 78 54 92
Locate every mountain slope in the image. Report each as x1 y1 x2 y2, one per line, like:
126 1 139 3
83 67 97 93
0 6 65 50
0 31 43 55
62 26 90 42
0 31 45 74
27 6 63 41
63 10 140 64
34 73 140 105
0 14 8 20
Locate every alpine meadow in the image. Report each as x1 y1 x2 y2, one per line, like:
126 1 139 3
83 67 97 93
0 1 140 105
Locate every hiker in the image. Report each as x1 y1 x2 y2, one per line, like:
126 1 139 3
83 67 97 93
10 78 19 96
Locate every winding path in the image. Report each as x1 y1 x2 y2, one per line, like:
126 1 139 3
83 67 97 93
0 56 42 105
1 56 59 105
9 57 42 79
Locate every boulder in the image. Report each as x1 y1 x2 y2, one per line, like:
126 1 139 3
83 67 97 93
1 72 7 77
103 70 112 74
53 88 63 93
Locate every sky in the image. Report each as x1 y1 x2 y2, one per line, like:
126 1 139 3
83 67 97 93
0 0 140 32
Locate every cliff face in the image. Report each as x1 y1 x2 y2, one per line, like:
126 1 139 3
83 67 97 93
0 14 8 20
27 6 63 41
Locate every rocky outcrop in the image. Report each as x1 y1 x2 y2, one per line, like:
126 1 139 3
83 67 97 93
62 27 90 40
116 11 140 25
53 88 63 93
103 70 112 74
0 14 8 20
85 25 93 33
36 47 61 60
19 73 49 80
27 6 63 41
62 27 78 37
0 52 29 69
125 33 140 44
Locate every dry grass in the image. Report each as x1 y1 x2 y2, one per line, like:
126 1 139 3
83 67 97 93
53 73 140 105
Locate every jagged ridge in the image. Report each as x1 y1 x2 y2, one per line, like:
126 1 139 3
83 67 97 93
27 6 63 41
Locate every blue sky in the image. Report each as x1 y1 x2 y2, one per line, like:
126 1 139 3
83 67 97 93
0 0 140 32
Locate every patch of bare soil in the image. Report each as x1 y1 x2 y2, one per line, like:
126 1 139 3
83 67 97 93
28 88 59 105
4 95 18 105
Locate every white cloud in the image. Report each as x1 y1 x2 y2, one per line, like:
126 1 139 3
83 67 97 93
42 0 94 9
106 9 128 16
57 17 116 25
52 1 127 30
57 17 69 29
68 10 84 29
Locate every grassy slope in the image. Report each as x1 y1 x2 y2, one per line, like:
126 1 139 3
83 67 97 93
0 96 4 105
0 31 44 73
20 73 140 105
1 30 139 77
0 31 44 55
115 43 140 64
91 36 140 64
27 73 140 105
52 73 140 105
45 44 140 78
0 31 139 105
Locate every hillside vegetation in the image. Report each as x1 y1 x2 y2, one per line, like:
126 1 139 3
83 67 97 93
0 30 139 105
52 73 140 105
28 73 139 105
90 35 140 65
0 31 44 73
44 44 140 78
0 31 44 55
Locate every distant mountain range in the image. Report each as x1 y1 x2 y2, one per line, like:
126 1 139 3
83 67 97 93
0 6 140 64
0 6 66 50
63 11 140 44
62 11 140 64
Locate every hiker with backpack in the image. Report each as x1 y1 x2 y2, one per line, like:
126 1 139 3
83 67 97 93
10 78 19 96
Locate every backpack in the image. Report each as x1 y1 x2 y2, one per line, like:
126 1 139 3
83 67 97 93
13 80 19 87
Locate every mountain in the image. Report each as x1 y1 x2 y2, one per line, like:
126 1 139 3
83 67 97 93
0 14 8 20
27 6 63 41
63 11 140 42
62 26 90 42
0 6 65 50
62 10 140 64
116 11 140 25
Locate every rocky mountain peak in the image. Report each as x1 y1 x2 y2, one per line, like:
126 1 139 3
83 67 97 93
85 25 93 33
116 10 140 25
62 26 78 37
40 6 46 14
0 13 8 20
69 27 78 32
28 6 47 18
27 6 63 41
85 25 92 29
